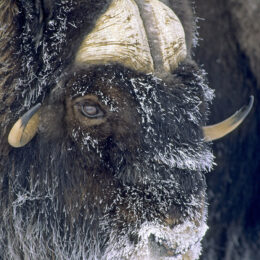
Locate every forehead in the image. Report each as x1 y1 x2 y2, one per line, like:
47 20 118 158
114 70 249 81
64 65 143 101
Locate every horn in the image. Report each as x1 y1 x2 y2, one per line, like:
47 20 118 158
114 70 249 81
203 96 254 141
135 0 187 73
75 0 154 74
8 103 41 148
75 0 187 74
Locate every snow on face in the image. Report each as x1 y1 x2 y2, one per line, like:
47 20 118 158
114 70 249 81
2 64 214 259
1 0 215 258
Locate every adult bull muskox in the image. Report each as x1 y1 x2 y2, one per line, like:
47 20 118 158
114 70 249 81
0 0 253 259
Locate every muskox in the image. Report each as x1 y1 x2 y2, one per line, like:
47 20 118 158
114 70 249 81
0 0 253 259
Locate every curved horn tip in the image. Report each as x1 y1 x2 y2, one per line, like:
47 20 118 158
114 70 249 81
247 95 254 111
203 96 254 142
8 103 41 148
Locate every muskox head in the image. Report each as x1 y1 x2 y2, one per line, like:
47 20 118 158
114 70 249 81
0 0 253 259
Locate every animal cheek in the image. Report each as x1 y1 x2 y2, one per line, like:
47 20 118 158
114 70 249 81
38 105 66 141
110 119 141 149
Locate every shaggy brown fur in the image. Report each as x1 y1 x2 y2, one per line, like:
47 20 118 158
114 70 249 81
0 1 213 259
0 0 21 158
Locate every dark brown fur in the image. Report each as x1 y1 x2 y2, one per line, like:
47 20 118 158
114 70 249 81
0 1 213 259
0 0 21 158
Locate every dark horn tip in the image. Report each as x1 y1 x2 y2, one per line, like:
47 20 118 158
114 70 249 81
242 95 254 115
235 95 254 123
248 95 254 109
21 103 42 126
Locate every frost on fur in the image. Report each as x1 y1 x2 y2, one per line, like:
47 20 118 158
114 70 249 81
0 1 215 260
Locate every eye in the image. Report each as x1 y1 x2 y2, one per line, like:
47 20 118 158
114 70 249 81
80 103 104 118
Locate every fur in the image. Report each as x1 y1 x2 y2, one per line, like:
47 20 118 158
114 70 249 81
0 1 214 259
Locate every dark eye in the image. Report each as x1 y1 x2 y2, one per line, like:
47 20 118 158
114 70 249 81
81 103 104 118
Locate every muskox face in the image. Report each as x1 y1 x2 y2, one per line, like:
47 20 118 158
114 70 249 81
0 0 253 259
3 63 214 259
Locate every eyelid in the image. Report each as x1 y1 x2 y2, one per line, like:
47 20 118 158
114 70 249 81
74 100 105 118
74 100 96 106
